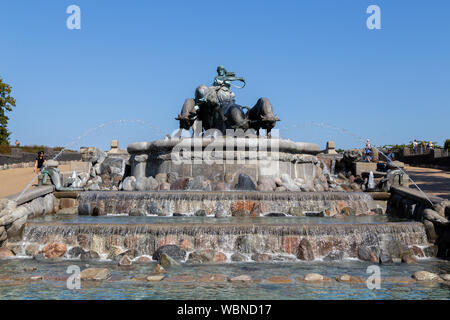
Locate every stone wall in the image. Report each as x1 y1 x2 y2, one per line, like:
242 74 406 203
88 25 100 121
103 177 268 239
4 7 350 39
399 149 450 170
0 149 81 167
0 160 80 171
387 186 450 259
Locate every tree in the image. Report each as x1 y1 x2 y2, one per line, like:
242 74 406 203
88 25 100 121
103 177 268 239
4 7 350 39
0 78 16 145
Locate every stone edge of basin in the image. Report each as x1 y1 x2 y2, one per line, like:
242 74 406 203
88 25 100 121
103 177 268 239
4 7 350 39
127 138 321 155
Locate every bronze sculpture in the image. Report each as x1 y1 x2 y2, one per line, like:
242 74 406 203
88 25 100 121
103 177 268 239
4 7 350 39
176 66 279 137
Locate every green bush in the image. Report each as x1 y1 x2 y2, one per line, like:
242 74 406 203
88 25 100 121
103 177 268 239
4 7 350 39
445 139 450 150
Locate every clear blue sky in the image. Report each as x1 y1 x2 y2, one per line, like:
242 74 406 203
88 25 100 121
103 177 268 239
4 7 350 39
1 0 449 151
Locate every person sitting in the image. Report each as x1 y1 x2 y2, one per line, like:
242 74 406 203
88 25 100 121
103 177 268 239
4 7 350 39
363 139 373 162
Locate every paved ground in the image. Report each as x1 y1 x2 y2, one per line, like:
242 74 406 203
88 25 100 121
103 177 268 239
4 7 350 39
0 165 69 198
405 165 450 200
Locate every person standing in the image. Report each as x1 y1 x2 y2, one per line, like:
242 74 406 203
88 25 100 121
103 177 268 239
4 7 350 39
412 139 418 154
34 151 45 174
364 139 372 162
428 141 434 150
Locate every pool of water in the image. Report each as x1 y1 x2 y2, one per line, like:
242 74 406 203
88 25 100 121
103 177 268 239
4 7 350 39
0 258 449 300
28 214 408 225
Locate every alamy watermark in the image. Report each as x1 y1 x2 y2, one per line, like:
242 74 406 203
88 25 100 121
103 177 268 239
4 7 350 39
66 265 81 290
66 5 81 30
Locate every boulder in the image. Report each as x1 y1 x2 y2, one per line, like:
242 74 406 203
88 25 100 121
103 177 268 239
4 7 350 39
80 250 100 261
155 173 168 184
228 275 252 283
146 275 165 282
25 244 40 257
135 256 152 264
152 245 186 262
0 247 15 257
298 273 331 282
122 176 136 191
335 275 364 283
234 173 256 191
41 242 67 258
296 238 314 261
118 255 132 266
231 253 246 262
80 268 111 281
413 271 441 281
214 202 228 218
357 246 379 263
153 264 166 274
257 183 273 192
159 182 171 190
235 235 264 254
194 209 207 217
160 253 180 268
68 246 84 258
288 207 304 216
280 174 299 191
423 209 449 225
214 182 232 191
323 251 344 261
170 177 190 190
129 207 147 216
135 177 148 191
100 157 125 176
167 172 179 184
251 253 272 262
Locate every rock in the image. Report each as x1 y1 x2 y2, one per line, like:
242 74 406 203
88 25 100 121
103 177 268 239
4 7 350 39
314 184 325 192
258 176 276 189
235 235 264 254
152 245 186 262
68 246 85 258
135 177 148 191
100 157 125 176
357 246 378 263
296 239 314 261
24 267 37 272
41 243 67 258
57 207 78 215
147 177 160 190
423 220 438 243
323 251 344 261
187 175 208 190
194 209 207 217
214 182 232 191
350 183 361 192
401 254 416 264
440 274 450 281
298 273 330 282
25 244 40 257
155 173 168 184
423 209 449 225
280 174 299 191
229 275 252 283
343 149 362 162
423 245 438 257
198 274 228 283
107 246 128 260
167 172 179 184
257 183 273 192
122 176 136 191
129 207 147 216
165 275 195 282
264 212 286 217
251 253 272 262
153 264 166 274
341 207 356 216
275 186 287 192
170 177 190 190
413 271 441 281
231 200 255 217
146 275 165 282
80 250 100 261
0 247 15 257
288 207 304 216
304 211 324 217
266 276 292 284
135 256 152 264
335 275 364 283
118 255 132 266
80 268 111 281
234 173 256 191
159 182 171 190
148 202 163 215
231 253 246 262
160 253 180 268
214 202 228 218
387 160 405 170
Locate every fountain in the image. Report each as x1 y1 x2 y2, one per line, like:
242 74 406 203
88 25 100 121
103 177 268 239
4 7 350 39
1 66 448 300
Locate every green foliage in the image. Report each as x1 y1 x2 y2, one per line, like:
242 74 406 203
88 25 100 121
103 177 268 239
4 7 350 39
444 139 450 150
0 78 16 145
